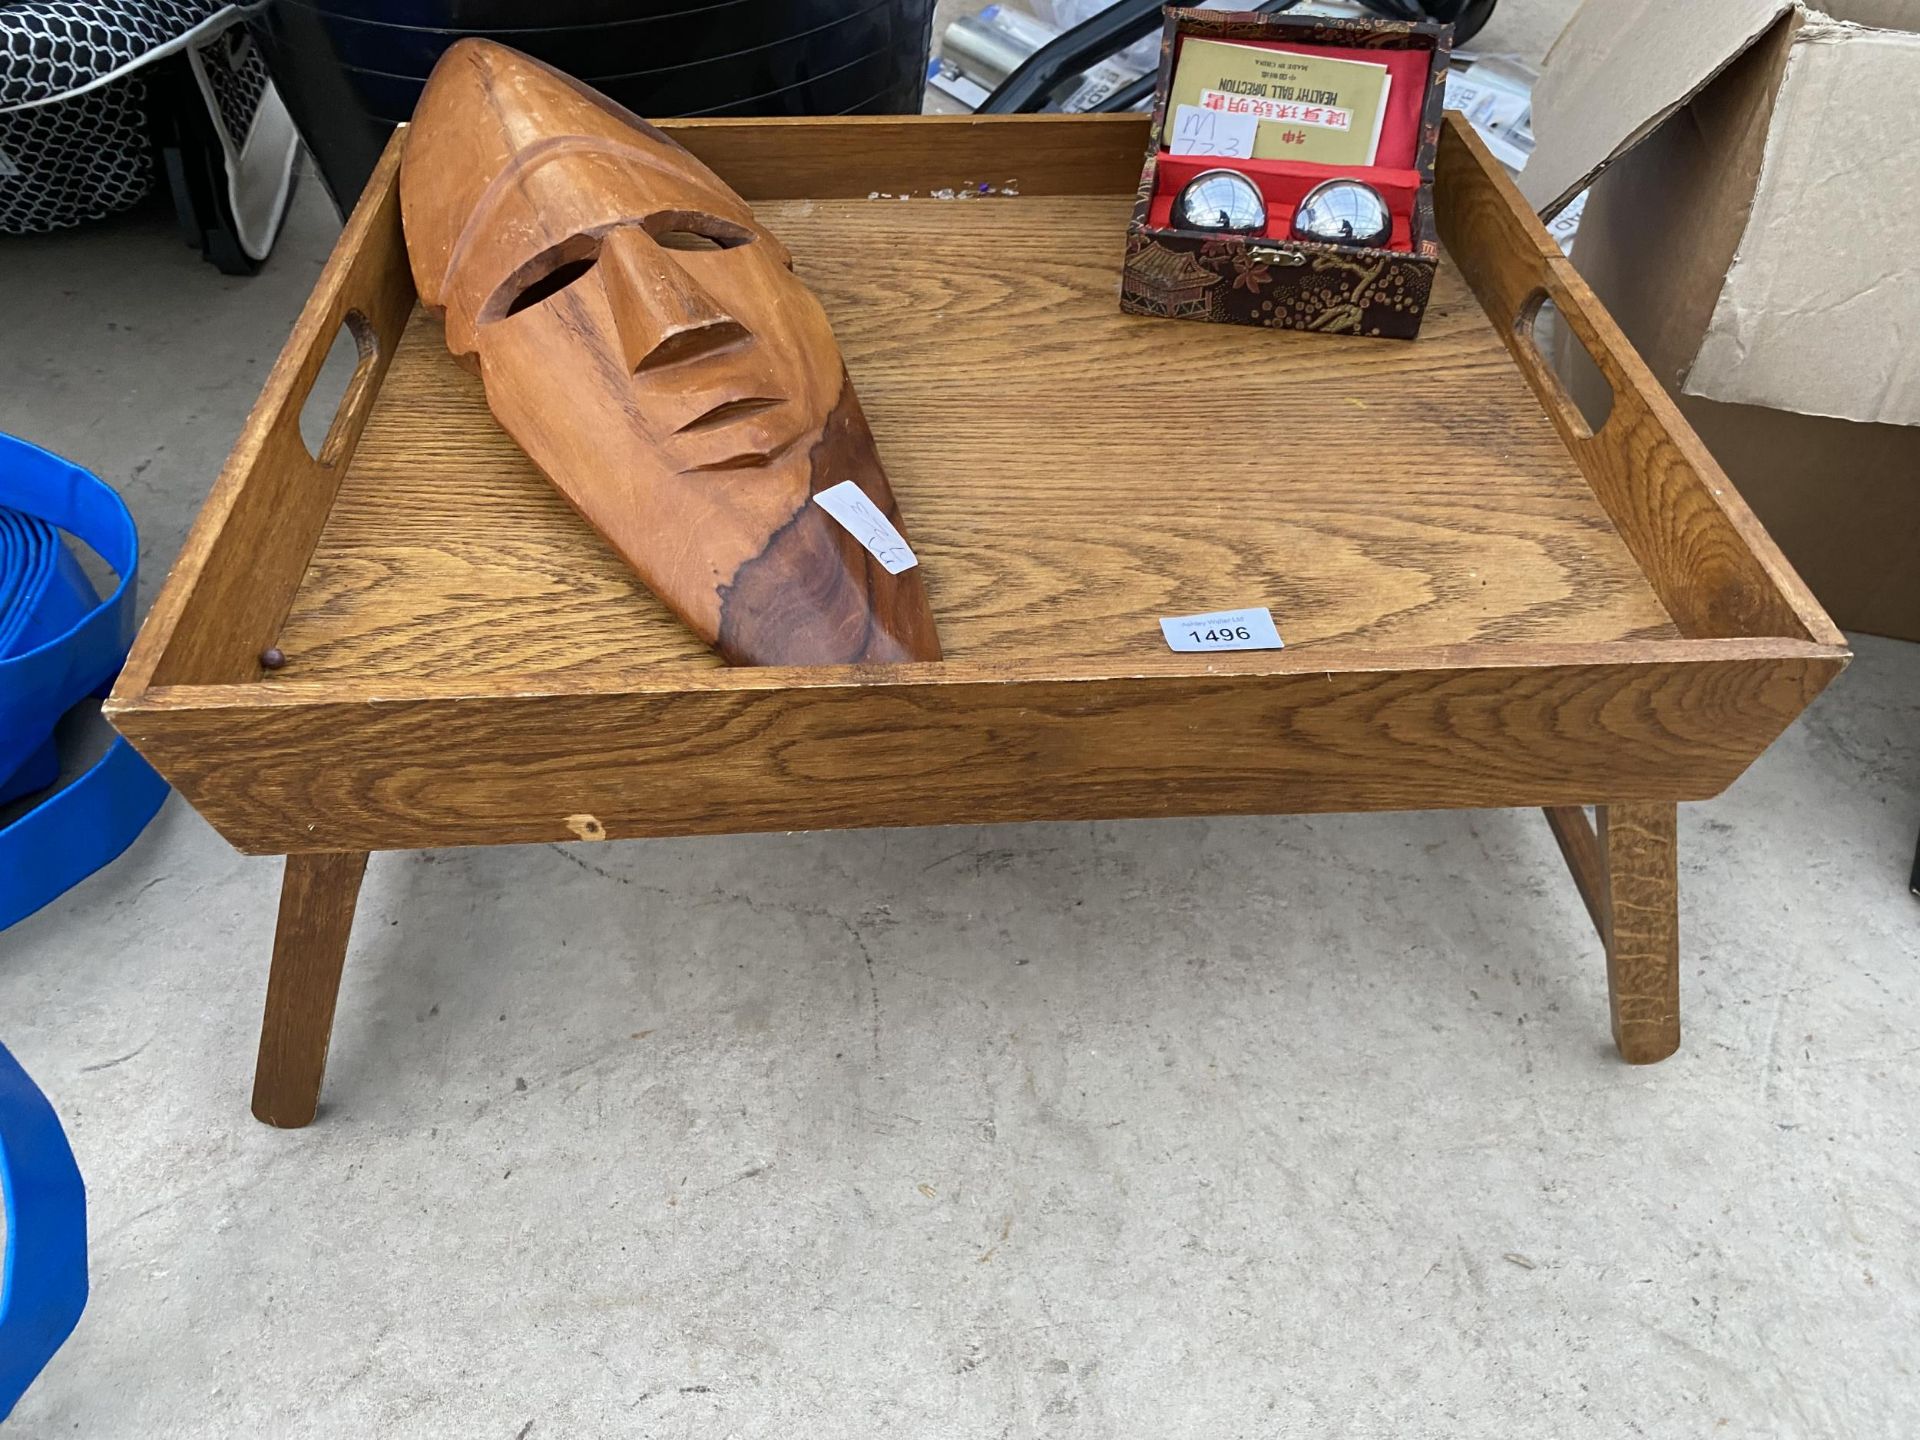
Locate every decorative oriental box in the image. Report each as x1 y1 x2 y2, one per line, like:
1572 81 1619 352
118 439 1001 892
1122 7 1450 338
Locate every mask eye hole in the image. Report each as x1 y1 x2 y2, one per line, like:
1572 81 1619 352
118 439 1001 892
487 235 602 321
656 230 724 252
645 210 754 252
505 256 597 314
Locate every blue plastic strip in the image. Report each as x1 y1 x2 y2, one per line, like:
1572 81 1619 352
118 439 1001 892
0 1040 88 1422
0 433 169 932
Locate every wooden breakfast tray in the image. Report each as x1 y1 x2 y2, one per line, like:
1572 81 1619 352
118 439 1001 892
108 114 1847 1126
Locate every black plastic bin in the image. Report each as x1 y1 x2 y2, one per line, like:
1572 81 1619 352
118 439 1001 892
250 0 938 210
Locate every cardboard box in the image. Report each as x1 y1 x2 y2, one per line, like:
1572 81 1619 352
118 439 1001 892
1521 0 1920 639
1120 9 1450 339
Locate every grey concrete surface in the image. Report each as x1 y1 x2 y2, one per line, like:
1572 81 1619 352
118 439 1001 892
5 17 1920 1434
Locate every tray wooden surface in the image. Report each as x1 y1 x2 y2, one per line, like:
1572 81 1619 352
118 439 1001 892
108 114 1847 858
277 195 1677 681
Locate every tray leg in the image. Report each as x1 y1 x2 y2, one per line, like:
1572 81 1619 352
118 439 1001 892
1543 803 1681 1064
251 852 370 1128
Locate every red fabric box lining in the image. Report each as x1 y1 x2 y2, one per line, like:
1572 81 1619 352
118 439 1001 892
1148 35 1433 253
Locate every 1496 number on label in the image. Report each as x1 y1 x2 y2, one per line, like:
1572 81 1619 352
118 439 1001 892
1159 607 1284 653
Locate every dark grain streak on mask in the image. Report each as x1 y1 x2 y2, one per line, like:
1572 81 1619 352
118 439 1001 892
715 378 942 666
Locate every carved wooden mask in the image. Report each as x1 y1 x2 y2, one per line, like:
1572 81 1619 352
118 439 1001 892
400 40 940 665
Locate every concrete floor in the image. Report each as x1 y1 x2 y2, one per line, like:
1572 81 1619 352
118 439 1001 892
5 4 1920 1434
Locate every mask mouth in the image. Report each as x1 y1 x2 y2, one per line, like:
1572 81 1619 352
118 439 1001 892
681 435 796 472
674 395 783 435
673 396 795 472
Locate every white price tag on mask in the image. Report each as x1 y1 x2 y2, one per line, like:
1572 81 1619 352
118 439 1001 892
1160 607 1284 653
813 480 919 574
1169 104 1260 159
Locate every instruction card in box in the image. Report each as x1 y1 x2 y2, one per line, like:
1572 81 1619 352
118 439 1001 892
1164 37 1391 166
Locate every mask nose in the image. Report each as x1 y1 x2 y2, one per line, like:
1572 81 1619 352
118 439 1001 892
600 226 749 374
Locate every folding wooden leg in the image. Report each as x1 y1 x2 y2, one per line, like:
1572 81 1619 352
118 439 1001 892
1543 803 1680 1064
251 852 369 1128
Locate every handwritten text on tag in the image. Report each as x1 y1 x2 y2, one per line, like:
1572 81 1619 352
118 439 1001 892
812 480 918 574
1169 104 1260 159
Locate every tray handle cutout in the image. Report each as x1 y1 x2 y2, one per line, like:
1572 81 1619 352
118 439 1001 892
122 129 417 691
1500 263 1827 643
1513 285 1614 441
297 310 380 468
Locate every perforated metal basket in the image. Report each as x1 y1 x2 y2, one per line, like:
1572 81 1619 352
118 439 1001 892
0 1 291 265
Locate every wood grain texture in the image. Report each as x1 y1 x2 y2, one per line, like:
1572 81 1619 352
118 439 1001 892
269 194 1681 682
102 113 1852 1088
1434 117 1842 648
1599 802 1681 1064
1543 801 1682 1062
112 642 1838 855
115 131 415 694
1542 804 1606 939
108 113 1847 864
399 42 939 666
660 114 1151 201
251 851 369 1127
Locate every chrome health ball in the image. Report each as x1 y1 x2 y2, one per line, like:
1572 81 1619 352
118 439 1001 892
1171 168 1267 234
1290 179 1392 248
